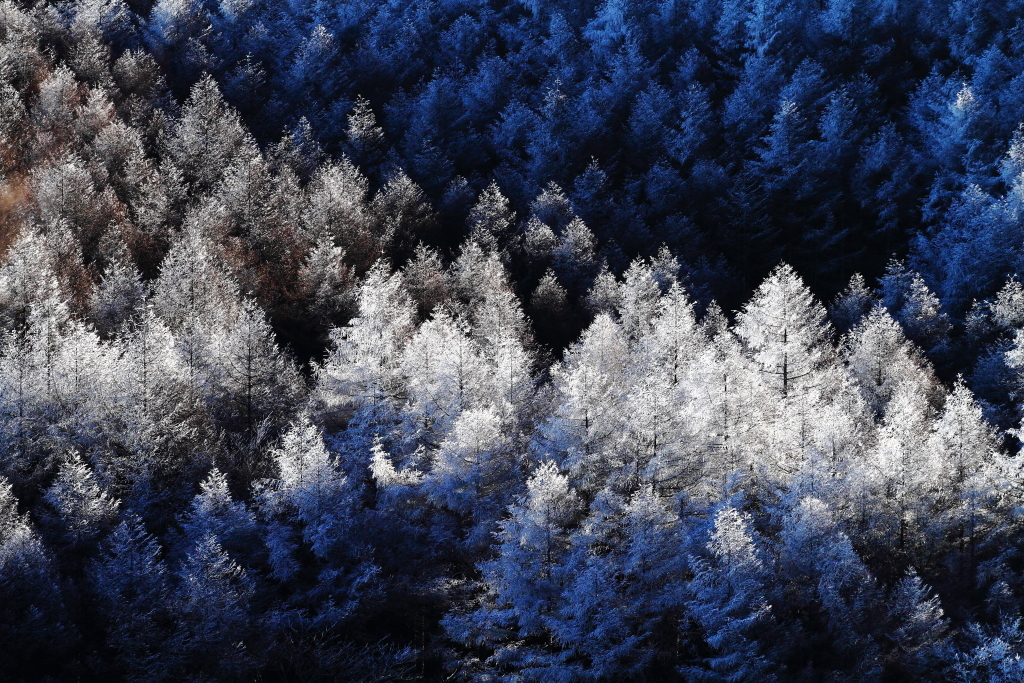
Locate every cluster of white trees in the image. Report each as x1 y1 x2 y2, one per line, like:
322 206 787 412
5 185 1024 677
339 252 1024 680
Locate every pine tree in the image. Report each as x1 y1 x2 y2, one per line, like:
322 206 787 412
402 243 451 319
529 270 572 350
551 217 599 295
953 618 1024 682
617 257 663 341
628 283 716 496
853 381 939 568
455 245 536 415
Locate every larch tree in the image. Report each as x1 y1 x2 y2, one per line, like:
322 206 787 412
538 313 630 491
735 263 837 481
682 506 777 683
844 305 941 416
400 308 489 445
169 533 255 680
314 261 416 420
261 417 352 563
41 452 119 551
0 476 77 680
158 76 252 194
422 405 517 547
555 486 685 680
89 254 149 338
208 297 303 449
179 468 260 567
444 460 583 680
775 497 883 679
88 518 173 683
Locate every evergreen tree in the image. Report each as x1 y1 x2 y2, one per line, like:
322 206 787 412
444 461 583 679
314 261 416 418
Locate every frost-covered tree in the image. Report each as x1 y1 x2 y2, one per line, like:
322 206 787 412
179 468 259 566
314 262 416 418
885 570 949 678
0 477 77 681
555 486 684 680
736 263 833 399
735 263 839 480
89 255 148 338
151 224 239 332
467 182 516 254
538 313 630 489
830 273 875 333
261 418 352 568
159 76 251 193
301 158 376 272
682 506 776 683
41 453 119 550
400 308 489 441
207 298 302 444
422 405 517 544
775 497 882 678
879 261 952 354
444 461 582 678
844 305 941 415
169 534 254 679
88 518 172 682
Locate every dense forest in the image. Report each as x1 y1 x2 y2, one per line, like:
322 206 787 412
3 0 1024 680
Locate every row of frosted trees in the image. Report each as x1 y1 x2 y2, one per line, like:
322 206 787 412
6 0 1024 414
4 218 1024 679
